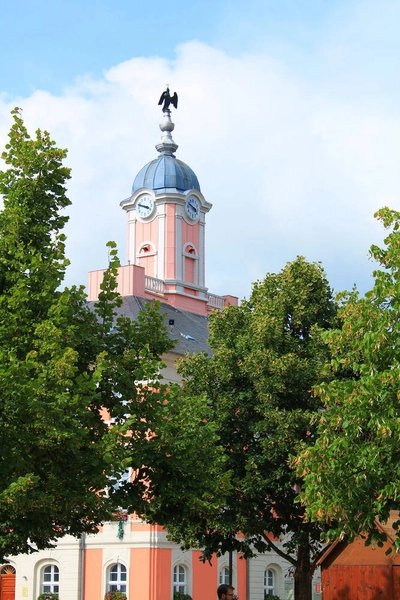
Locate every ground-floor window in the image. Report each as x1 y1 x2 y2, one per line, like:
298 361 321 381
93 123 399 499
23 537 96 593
264 568 275 596
108 563 127 593
173 564 187 594
42 565 59 594
219 567 230 585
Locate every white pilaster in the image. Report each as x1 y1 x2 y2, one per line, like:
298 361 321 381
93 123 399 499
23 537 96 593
157 209 166 280
175 213 183 282
128 212 136 265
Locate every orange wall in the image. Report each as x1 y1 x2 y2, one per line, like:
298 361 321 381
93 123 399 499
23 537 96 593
84 549 103 600
131 548 151 600
129 522 167 533
322 565 394 600
192 551 217 600
153 548 172 600
236 555 247 600
130 546 172 600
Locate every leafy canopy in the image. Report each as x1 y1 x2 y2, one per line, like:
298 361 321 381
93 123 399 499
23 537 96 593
119 257 337 600
298 207 400 548
0 109 173 559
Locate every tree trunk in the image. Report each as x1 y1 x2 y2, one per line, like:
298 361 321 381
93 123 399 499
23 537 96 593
293 543 313 600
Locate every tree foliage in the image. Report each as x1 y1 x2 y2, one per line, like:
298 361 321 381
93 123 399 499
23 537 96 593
121 257 337 600
0 109 173 559
298 207 400 548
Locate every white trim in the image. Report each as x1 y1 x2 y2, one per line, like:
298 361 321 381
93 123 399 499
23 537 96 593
175 214 183 282
199 221 206 288
127 214 136 266
158 211 166 280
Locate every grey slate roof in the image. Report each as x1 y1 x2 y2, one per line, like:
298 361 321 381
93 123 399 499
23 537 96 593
90 295 211 357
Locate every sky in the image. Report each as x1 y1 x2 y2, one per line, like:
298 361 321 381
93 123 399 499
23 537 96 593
0 0 399 301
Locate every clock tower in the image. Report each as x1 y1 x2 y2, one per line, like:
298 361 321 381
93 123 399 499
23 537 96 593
120 105 212 308
88 91 237 313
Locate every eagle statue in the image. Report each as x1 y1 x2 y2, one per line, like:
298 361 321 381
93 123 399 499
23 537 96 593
158 86 178 112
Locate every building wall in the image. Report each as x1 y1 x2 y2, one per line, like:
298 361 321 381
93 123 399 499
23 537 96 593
160 354 182 385
4 519 319 600
319 535 400 599
6 536 81 600
322 536 400 567
321 565 397 600
248 553 322 600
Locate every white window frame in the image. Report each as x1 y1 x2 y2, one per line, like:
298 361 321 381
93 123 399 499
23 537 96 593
264 568 275 596
173 564 187 594
107 563 127 593
41 564 59 594
219 567 230 585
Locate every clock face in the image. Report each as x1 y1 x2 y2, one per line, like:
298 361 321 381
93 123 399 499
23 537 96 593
185 197 200 220
137 194 154 219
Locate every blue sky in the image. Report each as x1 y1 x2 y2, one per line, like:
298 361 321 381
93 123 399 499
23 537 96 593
1 0 337 94
1 0 400 300
2 0 397 97
1 1 380 96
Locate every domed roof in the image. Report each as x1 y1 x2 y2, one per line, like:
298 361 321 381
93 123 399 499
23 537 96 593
132 107 200 195
132 155 200 194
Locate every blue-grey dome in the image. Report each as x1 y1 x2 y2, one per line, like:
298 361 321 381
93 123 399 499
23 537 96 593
132 155 201 194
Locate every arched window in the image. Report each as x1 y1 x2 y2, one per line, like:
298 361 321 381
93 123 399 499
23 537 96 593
219 567 230 585
182 243 198 287
107 563 127 593
264 568 275 596
173 564 187 594
137 242 156 277
41 565 59 594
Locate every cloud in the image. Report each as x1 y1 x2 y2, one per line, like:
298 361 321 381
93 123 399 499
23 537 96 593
0 34 399 301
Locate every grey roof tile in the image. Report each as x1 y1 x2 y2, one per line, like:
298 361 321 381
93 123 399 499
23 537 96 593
89 295 211 357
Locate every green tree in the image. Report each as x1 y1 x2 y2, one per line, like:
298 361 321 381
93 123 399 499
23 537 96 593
0 109 173 560
121 257 337 600
298 207 400 549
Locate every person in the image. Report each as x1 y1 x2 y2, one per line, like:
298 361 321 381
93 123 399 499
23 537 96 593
217 584 235 600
